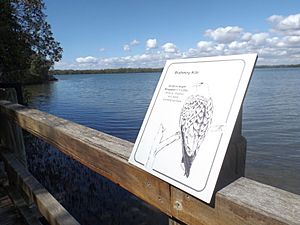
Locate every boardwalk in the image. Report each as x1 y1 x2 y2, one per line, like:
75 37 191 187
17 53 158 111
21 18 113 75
0 100 299 225
0 194 25 225
0 159 51 225
0 162 25 225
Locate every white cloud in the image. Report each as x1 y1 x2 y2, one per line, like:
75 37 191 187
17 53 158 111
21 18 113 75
249 33 269 46
285 36 300 44
228 41 247 50
182 48 198 58
195 41 228 56
146 38 157 49
205 26 243 43
215 43 225 51
122 39 140 51
123 44 130 51
99 48 105 52
268 15 283 24
196 23 300 64
268 13 300 35
98 53 166 68
76 56 97 63
161 42 178 53
197 41 214 52
241 32 252 41
56 13 300 69
130 39 140 46
65 51 186 70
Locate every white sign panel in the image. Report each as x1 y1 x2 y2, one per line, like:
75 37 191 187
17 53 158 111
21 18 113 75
129 54 257 203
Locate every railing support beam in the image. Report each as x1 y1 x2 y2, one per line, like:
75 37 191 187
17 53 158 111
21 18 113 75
0 101 299 225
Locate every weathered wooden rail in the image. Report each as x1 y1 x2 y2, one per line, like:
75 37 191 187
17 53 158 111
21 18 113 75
0 100 299 225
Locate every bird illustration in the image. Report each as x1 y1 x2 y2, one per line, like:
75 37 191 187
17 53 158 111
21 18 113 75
179 83 213 177
144 82 213 177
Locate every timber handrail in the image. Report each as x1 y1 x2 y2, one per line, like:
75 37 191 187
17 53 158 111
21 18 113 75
1 149 80 225
0 100 299 225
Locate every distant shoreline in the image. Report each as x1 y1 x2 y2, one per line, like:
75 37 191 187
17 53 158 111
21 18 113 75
49 64 300 75
49 68 163 75
256 64 300 69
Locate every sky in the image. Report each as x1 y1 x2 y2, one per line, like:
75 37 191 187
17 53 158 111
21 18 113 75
43 0 300 69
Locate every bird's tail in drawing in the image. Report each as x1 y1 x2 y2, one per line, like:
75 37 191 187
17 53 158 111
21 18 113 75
181 128 196 177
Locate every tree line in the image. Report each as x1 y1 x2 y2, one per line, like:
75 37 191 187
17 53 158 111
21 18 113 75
256 64 300 68
0 0 63 84
50 64 300 76
50 68 163 75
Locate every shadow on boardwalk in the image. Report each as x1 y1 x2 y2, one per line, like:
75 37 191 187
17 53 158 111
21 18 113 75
0 162 24 225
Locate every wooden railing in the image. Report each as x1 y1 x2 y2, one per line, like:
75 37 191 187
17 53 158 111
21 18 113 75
0 100 299 225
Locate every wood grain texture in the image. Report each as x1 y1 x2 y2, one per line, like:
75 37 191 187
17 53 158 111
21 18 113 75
0 90 27 167
7 187 42 225
1 100 299 225
1 151 80 225
217 177 300 225
0 101 172 216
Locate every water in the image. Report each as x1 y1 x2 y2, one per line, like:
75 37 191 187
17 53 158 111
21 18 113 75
243 68 300 193
27 73 159 142
25 73 166 225
24 69 300 224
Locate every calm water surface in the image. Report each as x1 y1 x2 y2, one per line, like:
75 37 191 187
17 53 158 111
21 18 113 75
28 73 158 140
25 68 300 224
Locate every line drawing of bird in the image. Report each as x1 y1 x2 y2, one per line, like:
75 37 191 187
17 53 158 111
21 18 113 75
144 82 214 177
179 82 213 177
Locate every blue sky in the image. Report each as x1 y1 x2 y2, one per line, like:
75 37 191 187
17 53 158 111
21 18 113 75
44 0 300 69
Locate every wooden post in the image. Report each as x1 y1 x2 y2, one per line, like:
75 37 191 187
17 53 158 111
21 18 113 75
0 88 27 167
169 106 246 223
1 101 299 225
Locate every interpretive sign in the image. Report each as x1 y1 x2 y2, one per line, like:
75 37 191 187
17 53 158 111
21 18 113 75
129 54 257 203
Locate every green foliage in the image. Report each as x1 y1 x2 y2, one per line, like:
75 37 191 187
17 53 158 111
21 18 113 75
0 0 63 83
0 0 31 82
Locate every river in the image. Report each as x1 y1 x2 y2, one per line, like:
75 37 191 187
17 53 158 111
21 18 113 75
24 67 300 224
